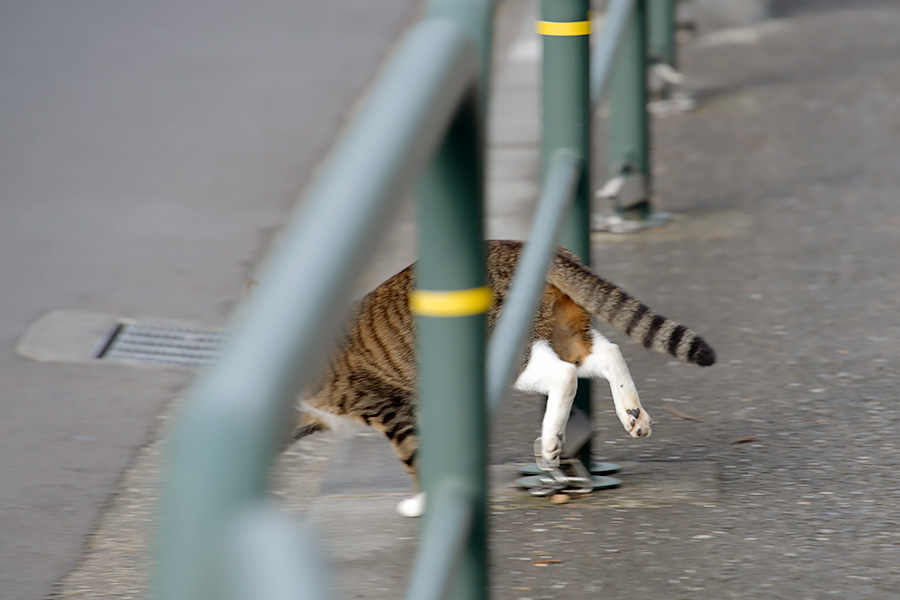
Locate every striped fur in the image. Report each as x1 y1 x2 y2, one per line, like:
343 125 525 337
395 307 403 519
543 243 716 366
296 240 715 487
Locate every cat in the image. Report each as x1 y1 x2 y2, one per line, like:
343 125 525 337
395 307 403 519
294 239 715 516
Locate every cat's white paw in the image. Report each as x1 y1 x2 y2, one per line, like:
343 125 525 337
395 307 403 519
541 434 563 465
396 492 425 518
624 407 652 438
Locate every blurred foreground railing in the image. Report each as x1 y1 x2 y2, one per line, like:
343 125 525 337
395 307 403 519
155 1 679 599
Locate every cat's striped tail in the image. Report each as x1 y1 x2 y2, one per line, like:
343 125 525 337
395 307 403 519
547 247 716 367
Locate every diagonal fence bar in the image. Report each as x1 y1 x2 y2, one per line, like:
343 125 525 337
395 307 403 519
155 19 478 600
428 0 496 111
404 482 476 600
486 151 581 417
590 0 637 111
223 502 333 600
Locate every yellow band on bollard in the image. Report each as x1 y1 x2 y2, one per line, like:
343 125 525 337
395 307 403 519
536 20 591 37
410 287 493 317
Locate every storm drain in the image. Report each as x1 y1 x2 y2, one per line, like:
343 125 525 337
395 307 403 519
97 323 228 368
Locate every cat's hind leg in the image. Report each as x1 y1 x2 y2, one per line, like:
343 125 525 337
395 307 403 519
514 340 579 465
364 399 425 517
577 330 652 437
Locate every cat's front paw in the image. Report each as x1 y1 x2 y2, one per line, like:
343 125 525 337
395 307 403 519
624 407 652 438
541 434 563 466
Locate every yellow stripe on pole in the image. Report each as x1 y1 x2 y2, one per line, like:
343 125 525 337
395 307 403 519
410 287 493 317
536 20 591 37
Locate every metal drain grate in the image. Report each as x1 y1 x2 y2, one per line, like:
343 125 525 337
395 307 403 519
97 322 229 368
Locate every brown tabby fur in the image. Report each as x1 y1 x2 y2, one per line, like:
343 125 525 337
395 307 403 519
296 240 714 486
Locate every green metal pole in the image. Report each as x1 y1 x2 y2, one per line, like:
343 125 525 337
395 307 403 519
415 87 488 600
540 0 593 471
648 0 677 70
413 6 493 598
608 0 652 220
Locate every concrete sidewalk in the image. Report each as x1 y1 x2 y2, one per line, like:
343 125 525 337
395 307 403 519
54 2 900 599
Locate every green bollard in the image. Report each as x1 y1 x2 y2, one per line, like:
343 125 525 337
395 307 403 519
427 0 495 112
648 0 685 109
648 0 677 72
608 0 653 221
414 87 489 600
539 0 594 473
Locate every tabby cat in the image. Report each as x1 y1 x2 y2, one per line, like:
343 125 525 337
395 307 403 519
295 240 715 516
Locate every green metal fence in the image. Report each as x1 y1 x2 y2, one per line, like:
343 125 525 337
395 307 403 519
155 1 677 599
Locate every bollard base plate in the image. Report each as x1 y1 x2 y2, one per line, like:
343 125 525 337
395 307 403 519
515 475 622 493
518 461 620 477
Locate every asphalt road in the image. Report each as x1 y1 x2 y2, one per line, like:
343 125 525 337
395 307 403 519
0 1 419 598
